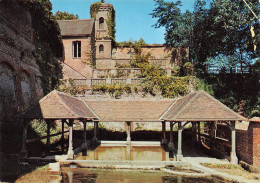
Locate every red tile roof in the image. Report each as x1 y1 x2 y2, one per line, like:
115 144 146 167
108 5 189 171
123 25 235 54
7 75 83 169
160 90 247 122
85 100 173 122
20 90 99 120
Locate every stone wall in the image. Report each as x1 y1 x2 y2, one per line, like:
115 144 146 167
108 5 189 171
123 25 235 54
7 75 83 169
0 0 43 152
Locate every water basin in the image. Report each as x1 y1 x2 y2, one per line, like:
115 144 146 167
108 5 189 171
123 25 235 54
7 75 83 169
61 168 231 183
76 145 173 161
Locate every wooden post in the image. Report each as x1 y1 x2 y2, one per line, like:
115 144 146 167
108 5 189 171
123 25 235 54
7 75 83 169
168 122 174 150
82 119 87 156
230 121 238 164
192 121 195 151
20 119 28 158
61 119 65 153
92 121 99 145
67 119 74 159
176 122 183 161
46 119 51 155
126 122 131 145
161 121 167 144
198 122 201 145
209 122 216 151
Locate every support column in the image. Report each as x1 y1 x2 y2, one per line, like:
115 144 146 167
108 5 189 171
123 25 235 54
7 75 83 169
209 122 216 151
161 121 167 145
67 119 74 159
61 119 65 153
92 121 98 144
168 122 174 150
198 122 201 145
191 122 196 151
230 121 238 164
20 119 28 158
176 122 183 161
126 122 131 145
46 119 51 155
82 119 87 156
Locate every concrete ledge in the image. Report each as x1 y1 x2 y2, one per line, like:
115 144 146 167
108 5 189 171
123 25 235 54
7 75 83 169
161 167 210 177
60 160 186 170
100 141 161 146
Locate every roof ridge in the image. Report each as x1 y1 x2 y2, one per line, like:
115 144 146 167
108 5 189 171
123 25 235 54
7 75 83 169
199 90 247 121
158 100 177 121
83 100 100 120
173 91 201 121
57 18 94 22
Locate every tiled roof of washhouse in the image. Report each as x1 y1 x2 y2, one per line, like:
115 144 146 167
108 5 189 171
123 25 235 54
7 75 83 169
57 19 94 37
160 90 247 122
85 100 173 122
20 90 99 120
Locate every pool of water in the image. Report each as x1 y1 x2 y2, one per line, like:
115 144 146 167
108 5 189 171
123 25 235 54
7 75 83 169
76 145 173 161
61 168 230 183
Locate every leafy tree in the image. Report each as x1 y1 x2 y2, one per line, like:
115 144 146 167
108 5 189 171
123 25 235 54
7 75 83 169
54 11 79 20
151 0 260 72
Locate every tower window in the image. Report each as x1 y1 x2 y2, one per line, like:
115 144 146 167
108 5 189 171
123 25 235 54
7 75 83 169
99 45 104 53
73 41 81 58
99 17 104 29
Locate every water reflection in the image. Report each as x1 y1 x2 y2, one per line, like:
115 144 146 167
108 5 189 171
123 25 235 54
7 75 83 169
62 168 230 183
77 145 171 161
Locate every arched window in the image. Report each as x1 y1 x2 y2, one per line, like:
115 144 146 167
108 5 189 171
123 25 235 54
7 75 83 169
99 45 104 53
99 17 104 29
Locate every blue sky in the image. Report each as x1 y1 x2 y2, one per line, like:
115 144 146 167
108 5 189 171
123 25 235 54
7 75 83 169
51 0 196 44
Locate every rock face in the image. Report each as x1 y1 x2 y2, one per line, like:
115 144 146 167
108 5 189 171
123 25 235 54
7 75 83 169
0 0 43 152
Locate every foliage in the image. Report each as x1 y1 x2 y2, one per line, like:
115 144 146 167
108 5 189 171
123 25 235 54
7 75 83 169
90 2 116 44
182 62 193 76
90 2 102 19
92 84 133 98
56 79 85 96
33 42 62 94
151 0 260 71
20 0 63 94
107 7 116 44
197 71 259 117
54 11 79 20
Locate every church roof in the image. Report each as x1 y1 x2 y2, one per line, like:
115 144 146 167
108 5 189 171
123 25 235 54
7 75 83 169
57 19 94 37
20 90 99 120
86 100 173 122
160 90 247 122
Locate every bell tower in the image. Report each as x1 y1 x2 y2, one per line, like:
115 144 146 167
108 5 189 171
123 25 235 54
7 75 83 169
94 2 114 60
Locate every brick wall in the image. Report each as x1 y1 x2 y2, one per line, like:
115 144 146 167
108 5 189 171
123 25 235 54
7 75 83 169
236 119 260 167
62 37 93 78
251 121 260 167
0 0 44 153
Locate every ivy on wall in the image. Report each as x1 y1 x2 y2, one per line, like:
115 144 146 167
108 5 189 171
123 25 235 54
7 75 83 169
90 2 116 44
20 0 63 94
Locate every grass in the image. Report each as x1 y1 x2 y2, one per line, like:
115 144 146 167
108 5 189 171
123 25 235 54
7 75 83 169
201 163 260 181
200 163 244 170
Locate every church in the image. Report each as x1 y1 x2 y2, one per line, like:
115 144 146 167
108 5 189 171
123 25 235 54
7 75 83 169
57 2 186 80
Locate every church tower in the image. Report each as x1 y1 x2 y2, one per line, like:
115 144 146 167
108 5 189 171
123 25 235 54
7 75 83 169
93 2 114 62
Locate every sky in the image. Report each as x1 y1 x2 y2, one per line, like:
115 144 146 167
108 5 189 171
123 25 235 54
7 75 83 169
51 0 196 44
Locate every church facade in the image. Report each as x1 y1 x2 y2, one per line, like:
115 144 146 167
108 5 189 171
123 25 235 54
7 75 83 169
58 2 185 80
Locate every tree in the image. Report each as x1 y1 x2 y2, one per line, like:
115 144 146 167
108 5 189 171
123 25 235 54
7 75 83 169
151 0 260 72
54 11 79 20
